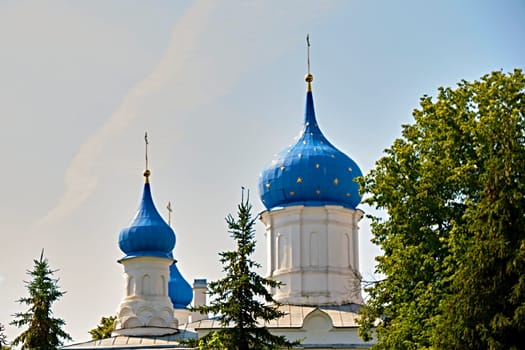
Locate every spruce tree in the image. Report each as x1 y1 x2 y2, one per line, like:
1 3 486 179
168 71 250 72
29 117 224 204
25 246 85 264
193 189 297 349
11 250 72 349
0 323 8 348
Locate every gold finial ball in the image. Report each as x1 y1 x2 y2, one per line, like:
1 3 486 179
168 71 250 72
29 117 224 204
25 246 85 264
305 74 314 83
144 169 151 178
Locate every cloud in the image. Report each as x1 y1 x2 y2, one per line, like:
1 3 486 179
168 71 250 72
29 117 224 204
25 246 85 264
36 0 336 228
37 1 218 227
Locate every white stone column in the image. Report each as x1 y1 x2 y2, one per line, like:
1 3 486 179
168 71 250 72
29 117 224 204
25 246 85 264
113 256 178 336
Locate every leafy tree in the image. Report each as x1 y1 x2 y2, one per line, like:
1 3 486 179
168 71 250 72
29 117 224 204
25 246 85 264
88 316 116 340
358 70 525 349
192 189 298 349
11 250 72 349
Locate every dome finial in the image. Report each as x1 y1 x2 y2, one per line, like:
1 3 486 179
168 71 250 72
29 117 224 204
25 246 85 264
166 201 173 226
144 131 150 183
305 34 313 92
259 38 363 211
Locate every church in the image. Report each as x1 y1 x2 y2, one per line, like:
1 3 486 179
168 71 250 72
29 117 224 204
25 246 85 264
63 64 374 349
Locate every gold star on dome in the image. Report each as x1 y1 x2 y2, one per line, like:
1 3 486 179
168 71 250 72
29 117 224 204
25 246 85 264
298 153 302 158
306 122 310 126
303 140 307 144
333 178 339 185
266 183 271 189
346 192 351 197
348 167 353 172
280 166 285 171
316 189 321 195
297 177 303 183
290 191 295 196
315 163 320 169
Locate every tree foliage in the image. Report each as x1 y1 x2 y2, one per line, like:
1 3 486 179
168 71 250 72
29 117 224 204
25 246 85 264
11 250 72 349
0 323 8 348
192 189 297 349
88 316 116 341
358 70 525 349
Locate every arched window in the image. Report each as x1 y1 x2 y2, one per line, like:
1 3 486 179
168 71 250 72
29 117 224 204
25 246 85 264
342 233 351 267
310 232 320 267
277 233 289 270
127 275 135 296
142 274 152 296
161 275 166 296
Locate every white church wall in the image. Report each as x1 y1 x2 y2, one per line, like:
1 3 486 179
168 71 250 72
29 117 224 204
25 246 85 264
261 205 364 305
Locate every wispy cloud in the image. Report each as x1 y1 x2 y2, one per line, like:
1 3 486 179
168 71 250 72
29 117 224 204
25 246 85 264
37 1 218 227
37 0 333 228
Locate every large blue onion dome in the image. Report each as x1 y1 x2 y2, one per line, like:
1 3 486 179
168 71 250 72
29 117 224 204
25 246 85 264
167 255 193 309
259 74 362 210
118 171 176 259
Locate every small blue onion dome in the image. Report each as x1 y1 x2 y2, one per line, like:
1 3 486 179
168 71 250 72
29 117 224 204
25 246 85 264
118 171 176 259
259 74 362 210
168 256 193 309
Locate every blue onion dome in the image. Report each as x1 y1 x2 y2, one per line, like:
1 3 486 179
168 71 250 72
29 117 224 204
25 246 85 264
168 255 193 309
259 74 362 210
118 170 176 259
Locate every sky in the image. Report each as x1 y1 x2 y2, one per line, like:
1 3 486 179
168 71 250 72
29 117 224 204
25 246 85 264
0 0 524 344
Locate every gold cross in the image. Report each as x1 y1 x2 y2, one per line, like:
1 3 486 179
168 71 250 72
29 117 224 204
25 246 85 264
144 131 149 171
167 201 173 226
306 34 311 75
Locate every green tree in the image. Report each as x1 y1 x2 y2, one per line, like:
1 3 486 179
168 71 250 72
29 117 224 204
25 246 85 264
358 70 525 349
0 323 8 349
192 189 298 350
11 250 72 349
88 316 116 341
